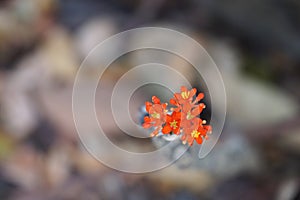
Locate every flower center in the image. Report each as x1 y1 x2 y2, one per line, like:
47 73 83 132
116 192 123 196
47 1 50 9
186 111 194 120
191 130 200 138
151 112 160 119
181 91 190 99
170 120 178 129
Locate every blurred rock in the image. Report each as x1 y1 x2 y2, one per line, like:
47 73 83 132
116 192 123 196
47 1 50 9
210 174 274 200
279 125 300 155
45 142 72 187
3 145 44 190
208 39 298 128
276 177 299 200
0 73 4 96
11 0 56 24
100 173 126 200
0 26 78 139
25 118 57 153
0 130 15 160
72 145 107 175
228 76 298 127
0 0 57 69
128 25 196 89
58 0 118 30
198 0 300 60
0 174 18 200
0 8 35 69
41 26 78 81
147 165 213 193
169 190 199 200
40 80 120 140
74 17 119 67
0 62 44 138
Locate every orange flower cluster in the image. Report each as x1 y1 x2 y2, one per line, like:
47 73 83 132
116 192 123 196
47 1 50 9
142 86 212 146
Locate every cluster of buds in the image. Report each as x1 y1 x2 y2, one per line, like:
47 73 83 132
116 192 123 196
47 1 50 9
142 86 212 146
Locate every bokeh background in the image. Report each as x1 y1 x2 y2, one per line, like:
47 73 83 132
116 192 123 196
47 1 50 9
0 0 300 199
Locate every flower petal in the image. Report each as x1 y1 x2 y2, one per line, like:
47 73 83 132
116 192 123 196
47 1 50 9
173 125 181 134
195 93 204 102
142 122 151 129
145 101 152 112
187 135 194 146
162 103 167 109
191 106 201 116
166 114 172 122
152 96 161 104
174 93 183 102
204 125 212 132
162 124 172 134
191 117 201 130
144 116 151 123
189 88 197 98
181 86 188 92
170 98 177 105
196 136 203 144
171 111 181 119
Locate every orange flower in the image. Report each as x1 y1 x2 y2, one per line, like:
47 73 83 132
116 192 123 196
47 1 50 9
181 118 211 146
171 86 205 113
162 111 181 135
142 86 212 146
173 86 196 104
178 95 206 132
142 96 167 137
181 103 205 121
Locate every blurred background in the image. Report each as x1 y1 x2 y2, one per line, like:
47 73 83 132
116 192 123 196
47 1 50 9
0 0 300 199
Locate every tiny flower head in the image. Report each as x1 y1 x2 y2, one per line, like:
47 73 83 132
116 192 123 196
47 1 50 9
180 117 211 146
142 96 167 136
142 86 212 146
173 86 197 105
162 111 181 135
